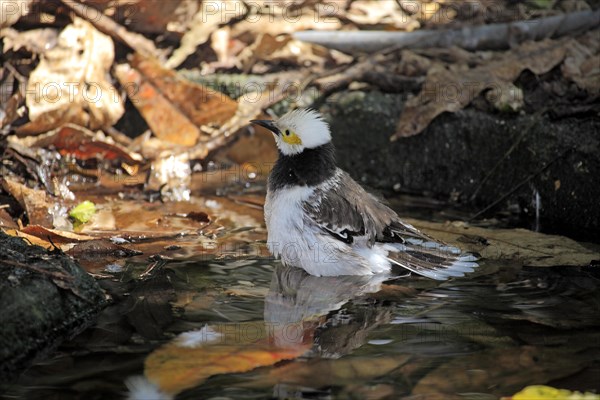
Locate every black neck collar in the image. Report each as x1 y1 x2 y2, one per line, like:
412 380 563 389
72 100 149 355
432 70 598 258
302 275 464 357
269 142 337 191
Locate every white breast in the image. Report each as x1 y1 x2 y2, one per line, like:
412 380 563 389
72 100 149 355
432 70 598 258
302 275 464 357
264 185 315 259
264 172 392 276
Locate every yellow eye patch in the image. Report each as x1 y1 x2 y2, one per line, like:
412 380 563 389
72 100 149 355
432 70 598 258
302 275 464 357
282 129 302 145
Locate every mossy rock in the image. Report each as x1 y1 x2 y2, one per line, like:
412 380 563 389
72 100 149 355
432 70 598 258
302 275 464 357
0 232 106 380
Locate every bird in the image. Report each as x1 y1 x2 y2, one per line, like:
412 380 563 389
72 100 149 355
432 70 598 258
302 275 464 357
250 109 478 279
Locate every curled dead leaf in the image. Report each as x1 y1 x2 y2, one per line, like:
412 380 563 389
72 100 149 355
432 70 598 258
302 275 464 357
393 38 571 140
1 178 52 226
18 17 124 135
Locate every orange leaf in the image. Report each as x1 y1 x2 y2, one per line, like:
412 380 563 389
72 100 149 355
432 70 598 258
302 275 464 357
144 325 310 395
115 54 238 146
20 225 95 243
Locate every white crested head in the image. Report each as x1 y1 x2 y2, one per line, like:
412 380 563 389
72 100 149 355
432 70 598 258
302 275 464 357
258 109 331 156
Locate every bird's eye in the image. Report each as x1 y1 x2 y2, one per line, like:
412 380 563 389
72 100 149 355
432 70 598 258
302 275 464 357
285 130 290 136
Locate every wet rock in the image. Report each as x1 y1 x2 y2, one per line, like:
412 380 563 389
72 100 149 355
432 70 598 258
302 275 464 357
322 90 600 240
0 232 106 380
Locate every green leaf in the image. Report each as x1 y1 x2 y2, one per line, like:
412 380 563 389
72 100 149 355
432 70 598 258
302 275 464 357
69 200 96 225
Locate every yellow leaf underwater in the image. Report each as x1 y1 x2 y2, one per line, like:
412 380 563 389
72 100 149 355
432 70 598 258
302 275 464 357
503 385 600 400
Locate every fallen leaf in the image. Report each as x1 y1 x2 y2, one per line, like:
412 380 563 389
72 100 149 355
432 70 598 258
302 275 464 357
412 346 589 396
60 0 159 58
406 218 600 267
0 0 31 28
144 324 309 395
0 74 25 130
502 385 600 400
2 228 75 251
69 200 96 225
165 0 247 69
0 27 58 54
29 124 142 163
18 17 124 135
20 225 95 243
561 30 600 94
134 54 238 129
238 33 292 73
0 209 17 228
346 0 418 30
109 0 185 35
247 356 409 389
1 178 52 226
115 54 238 146
393 38 570 139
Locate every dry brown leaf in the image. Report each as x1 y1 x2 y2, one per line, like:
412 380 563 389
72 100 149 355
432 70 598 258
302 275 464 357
239 33 292 73
111 0 185 35
132 54 238 128
165 0 247 69
0 71 25 129
232 8 342 38
412 346 588 396
115 54 238 146
28 124 143 164
0 27 58 54
20 225 95 243
0 0 31 28
0 209 17 228
346 0 419 30
2 228 74 251
562 30 600 94
17 17 124 136
1 178 52 226
393 38 570 140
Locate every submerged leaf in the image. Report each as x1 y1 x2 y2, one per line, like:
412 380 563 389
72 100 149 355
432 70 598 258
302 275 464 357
144 326 309 395
503 385 600 400
407 219 600 267
412 346 590 396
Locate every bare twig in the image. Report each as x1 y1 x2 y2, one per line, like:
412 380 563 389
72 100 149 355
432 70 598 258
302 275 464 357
294 10 600 54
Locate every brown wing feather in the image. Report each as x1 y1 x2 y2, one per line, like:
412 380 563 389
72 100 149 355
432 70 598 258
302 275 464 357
304 170 478 280
304 170 435 244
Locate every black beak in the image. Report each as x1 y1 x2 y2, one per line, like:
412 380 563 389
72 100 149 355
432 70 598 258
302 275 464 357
250 119 281 136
